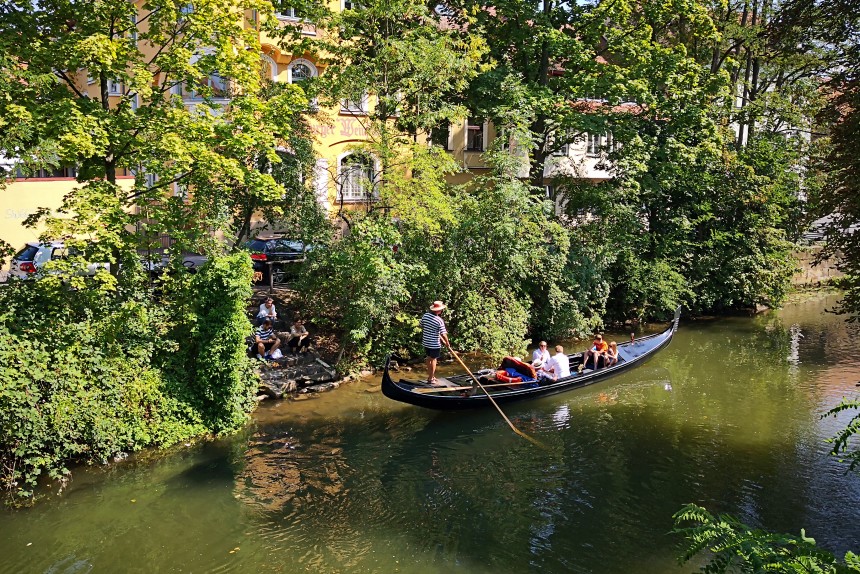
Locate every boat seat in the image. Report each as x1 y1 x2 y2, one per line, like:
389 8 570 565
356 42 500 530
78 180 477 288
433 377 459 388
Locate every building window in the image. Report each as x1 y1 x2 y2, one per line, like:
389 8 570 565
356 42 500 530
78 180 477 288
108 79 123 96
260 54 278 82
129 13 138 42
587 132 616 156
586 132 602 156
174 182 188 199
342 0 358 9
551 132 570 156
276 7 299 18
466 117 485 151
186 73 229 99
338 154 375 201
15 165 77 179
288 60 317 83
145 172 158 188
430 124 450 150
340 93 368 114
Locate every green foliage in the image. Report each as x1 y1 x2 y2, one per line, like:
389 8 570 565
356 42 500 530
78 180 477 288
0 1 305 501
298 217 420 368
823 398 860 472
299 149 589 367
187 254 257 433
423 154 582 355
0 254 257 501
673 503 859 573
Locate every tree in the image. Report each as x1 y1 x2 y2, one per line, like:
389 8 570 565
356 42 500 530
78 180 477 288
0 0 310 500
673 503 860 573
276 0 484 233
0 0 311 264
794 0 860 319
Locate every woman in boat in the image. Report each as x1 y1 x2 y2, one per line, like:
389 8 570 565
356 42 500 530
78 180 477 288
605 341 619 367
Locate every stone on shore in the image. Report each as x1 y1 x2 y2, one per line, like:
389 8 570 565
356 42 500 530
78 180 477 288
257 349 342 399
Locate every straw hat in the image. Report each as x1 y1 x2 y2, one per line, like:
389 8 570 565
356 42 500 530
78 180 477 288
429 300 447 311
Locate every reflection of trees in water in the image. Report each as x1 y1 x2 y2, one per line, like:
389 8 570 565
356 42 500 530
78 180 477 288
235 427 352 513
226 304 859 570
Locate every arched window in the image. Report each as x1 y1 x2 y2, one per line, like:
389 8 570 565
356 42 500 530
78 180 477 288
338 154 376 201
260 53 277 83
288 59 317 84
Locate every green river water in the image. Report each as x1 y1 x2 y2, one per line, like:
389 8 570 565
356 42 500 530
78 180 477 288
2 293 859 573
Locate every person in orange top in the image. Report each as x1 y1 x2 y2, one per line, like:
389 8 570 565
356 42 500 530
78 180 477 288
584 334 609 369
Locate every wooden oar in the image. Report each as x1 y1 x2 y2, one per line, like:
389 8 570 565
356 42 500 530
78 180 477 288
445 343 544 447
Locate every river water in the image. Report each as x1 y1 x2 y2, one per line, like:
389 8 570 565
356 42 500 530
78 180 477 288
2 294 859 573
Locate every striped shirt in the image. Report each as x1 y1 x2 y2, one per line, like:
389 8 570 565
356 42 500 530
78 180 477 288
256 325 274 340
420 312 447 349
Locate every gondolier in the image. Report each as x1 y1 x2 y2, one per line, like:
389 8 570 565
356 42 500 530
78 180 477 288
420 301 450 386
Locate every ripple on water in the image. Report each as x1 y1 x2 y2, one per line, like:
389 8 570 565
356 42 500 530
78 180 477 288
3 295 860 574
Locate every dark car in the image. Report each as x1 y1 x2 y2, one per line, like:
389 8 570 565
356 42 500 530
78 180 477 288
142 251 208 278
243 237 309 284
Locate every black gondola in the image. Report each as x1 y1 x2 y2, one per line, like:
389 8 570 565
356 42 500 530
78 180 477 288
382 307 681 411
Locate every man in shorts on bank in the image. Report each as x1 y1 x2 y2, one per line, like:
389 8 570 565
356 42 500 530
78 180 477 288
419 301 450 386
254 318 281 360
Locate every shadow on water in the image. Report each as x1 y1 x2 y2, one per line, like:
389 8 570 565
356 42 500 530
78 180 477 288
2 294 860 574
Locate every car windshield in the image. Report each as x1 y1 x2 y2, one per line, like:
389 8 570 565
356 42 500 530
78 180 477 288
245 239 268 252
13 245 39 261
267 239 304 253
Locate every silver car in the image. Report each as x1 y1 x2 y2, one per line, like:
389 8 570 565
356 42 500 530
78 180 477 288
7 241 110 280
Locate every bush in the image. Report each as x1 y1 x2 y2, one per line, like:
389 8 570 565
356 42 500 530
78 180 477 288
0 253 257 502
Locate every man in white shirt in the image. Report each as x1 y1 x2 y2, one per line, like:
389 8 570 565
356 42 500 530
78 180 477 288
532 341 550 368
256 297 277 326
543 345 571 380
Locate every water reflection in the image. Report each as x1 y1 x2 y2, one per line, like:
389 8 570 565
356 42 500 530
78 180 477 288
2 295 860 573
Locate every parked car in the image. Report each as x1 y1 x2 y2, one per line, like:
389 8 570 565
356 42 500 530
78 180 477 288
141 251 208 278
7 241 110 280
243 237 310 284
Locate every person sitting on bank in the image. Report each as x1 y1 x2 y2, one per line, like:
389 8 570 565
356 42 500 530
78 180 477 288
584 334 609 369
543 345 571 380
605 341 620 367
532 341 550 369
254 318 281 360
287 318 311 354
256 297 277 326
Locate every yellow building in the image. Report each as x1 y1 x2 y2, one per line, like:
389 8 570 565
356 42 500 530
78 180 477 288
1 2 614 274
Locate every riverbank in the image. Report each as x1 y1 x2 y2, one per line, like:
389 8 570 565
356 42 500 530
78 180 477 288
247 283 849 405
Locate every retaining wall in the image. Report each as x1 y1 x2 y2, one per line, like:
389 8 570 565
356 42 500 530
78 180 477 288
792 246 843 287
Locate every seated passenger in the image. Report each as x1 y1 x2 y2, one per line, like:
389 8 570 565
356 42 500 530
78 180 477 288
605 341 619 366
584 334 609 369
532 341 550 369
543 345 571 380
